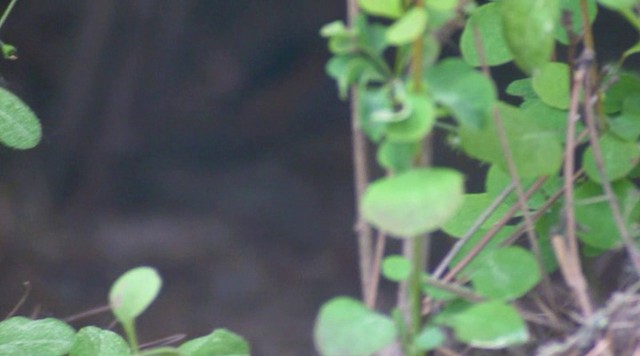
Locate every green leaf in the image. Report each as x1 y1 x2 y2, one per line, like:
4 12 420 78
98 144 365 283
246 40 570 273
320 21 349 38
505 78 538 101
621 42 640 65
314 297 396 356
377 140 420 173
460 3 513 66
355 16 389 55
575 180 640 249
109 266 162 324
386 91 436 142
70 326 130 356
582 133 640 183
179 329 250 356
414 326 445 351
326 56 385 100
556 0 597 44
450 226 515 270
459 103 563 177
425 59 496 128
0 317 75 356
446 301 529 348
521 99 574 142
362 168 465 238
468 247 541 301
386 8 428 46
442 193 510 238
598 0 639 10
610 93 640 141
604 73 640 114
1 42 17 60
0 87 42 149
532 62 570 110
359 86 392 141
500 0 559 73
358 0 403 18
382 255 412 282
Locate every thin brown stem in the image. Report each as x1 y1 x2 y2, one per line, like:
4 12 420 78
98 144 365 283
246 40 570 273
365 230 387 308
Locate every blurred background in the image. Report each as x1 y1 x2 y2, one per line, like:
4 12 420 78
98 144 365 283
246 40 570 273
0 1 635 355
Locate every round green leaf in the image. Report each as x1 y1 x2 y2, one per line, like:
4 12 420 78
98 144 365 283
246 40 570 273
448 301 529 349
70 326 130 356
459 103 563 177
468 247 541 301
386 92 435 142
0 317 75 356
532 62 570 110
425 59 496 128
521 99 573 142
575 180 640 249
179 329 250 356
386 8 428 46
0 87 42 149
582 133 640 183
362 168 465 238
460 3 513 66
314 297 396 356
414 326 445 351
109 266 162 324
610 93 640 141
604 73 640 114
377 140 420 173
382 255 411 281
442 193 510 238
358 0 403 18
500 0 559 73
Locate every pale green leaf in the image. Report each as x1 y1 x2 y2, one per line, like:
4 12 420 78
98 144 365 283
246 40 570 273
460 3 513 66
386 8 428 46
532 62 570 110
109 267 162 324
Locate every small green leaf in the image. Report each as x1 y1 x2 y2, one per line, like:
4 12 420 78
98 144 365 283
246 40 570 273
362 168 465 238
179 329 250 356
446 301 529 348
377 140 420 173
0 317 75 356
425 59 496 128
382 255 412 282
358 0 403 18
500 0 559 73
320 21 349 38
109 266 162 324
610 93 640 141
468 247 541 301
556 0 597 44
505 78 537 100
314 297 396 356
70 326 130 356
1 42 17 60
0 87 42 149
460 3 513 66
359 86 392 141
521 99 574 142
582 133 640 183
459 103 563 177
532 62 570 110
414 326 445 351
442 193 510 238
575 180 640 249
386 91 436 142
604 73 640 114
386 8 428 46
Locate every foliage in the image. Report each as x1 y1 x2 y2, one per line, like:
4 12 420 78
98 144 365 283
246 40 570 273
317 0 640 354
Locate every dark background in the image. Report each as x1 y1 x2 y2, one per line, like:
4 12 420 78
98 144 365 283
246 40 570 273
0 1 635 355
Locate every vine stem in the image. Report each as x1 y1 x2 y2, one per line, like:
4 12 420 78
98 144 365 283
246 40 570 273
0 0 17 33
346 0 375 306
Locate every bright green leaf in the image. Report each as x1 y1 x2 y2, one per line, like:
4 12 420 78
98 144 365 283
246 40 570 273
459 103 563 177
70 326 130 356
386 8 428 46
382 255 412 282
505 78 538 100
442 193 510 238
460 3 513 66
179 329 250 356
320 21 349 38
532 62 570 110
575 180 640 249
500 0 559 73
386 91 436 142
468 247 541 301
314 297 396 356
362 168 465 238
425 59 496 128
556 0 597 44
582 133 640 183
0 317 75 356
377 140 420 173
447 301 529 348
109 266 162 324
0 87 42 149
358 0 403 18
414 326 445 351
